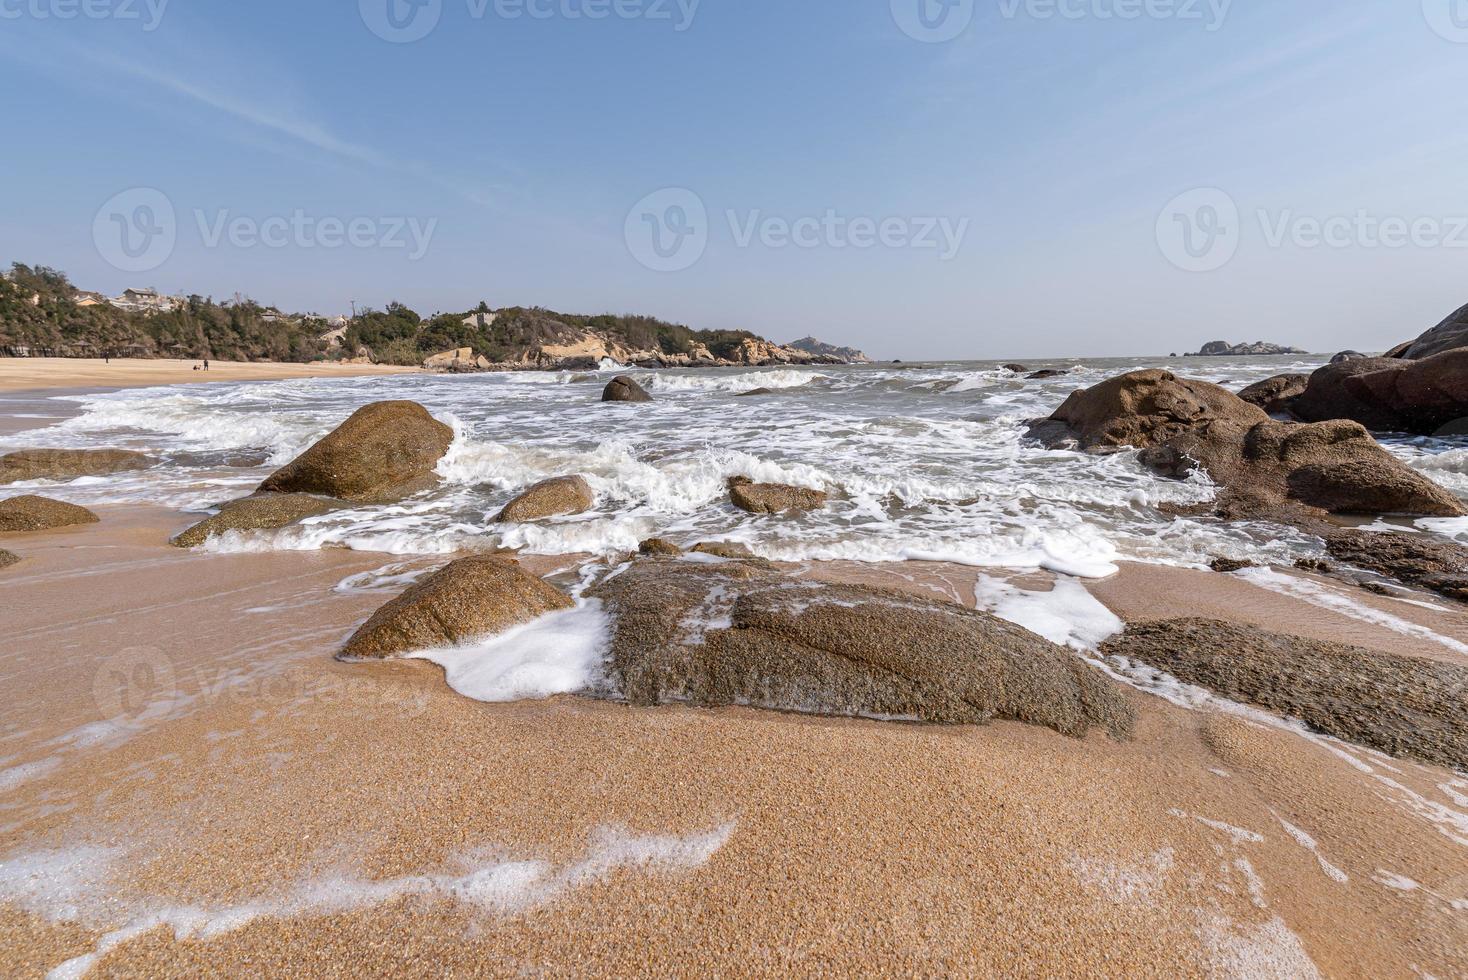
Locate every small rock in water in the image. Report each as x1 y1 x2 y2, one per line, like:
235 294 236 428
1209 557 1257 573
341 555 573 660
1001 363 1029 373
691 541 758 560
730 481 828 515
1100 619 1468 770
639 537 683 556
171 493 339 548
0 495 100 532
0 548 19 569
0 448 152 485
602 376 653 403
496 476 595 523
258 400 454 503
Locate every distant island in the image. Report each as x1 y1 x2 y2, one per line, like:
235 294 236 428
787 337 872 363
1187 340 1308 357
0 263 866 371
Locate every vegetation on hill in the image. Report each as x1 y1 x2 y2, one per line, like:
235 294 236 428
1 263 763 365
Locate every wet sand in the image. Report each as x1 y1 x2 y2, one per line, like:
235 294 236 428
0 358 417 395
1 507 1466 977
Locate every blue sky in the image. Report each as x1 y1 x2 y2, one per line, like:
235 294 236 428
3 0 1467 358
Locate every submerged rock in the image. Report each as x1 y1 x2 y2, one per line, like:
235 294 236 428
258 401 454 503
1237 374 1307 414
0 448 152 485
690 541 758 560
729 479 828 515
1322 530 1468 602
588 560 1135 738
1100 619 1468 770
1001 363 1029 373
0 548 18 569
496 476 594 523
1027 369 1065 380
602 376 653 403
735 387 775 397
171 493 339 549
0 495 100 532
341 555 573 660
1041 370 1465 519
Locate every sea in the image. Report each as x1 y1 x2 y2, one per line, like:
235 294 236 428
5 355 1468 577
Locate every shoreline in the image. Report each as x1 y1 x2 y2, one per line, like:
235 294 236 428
0 506 1465 975
0 358 420 395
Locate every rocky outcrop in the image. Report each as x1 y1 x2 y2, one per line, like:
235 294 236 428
787 337 872 363
1237 374 1308 414
0 449 152 485
1001 363 1029 374
691 541 758 560
341 555 573 660
496 476 594 523
1395 301 1468 360
0 548 19 569
0 495 100 532
171 493 339 548
1039 370 1465 519
1194 340 1307 356
602 376 653 403
1290 351 1468 435
588 559 1134 738
258 401 454 503
423 347 487 372
728 477 828 515
1100 619 1468 770
1322 530 1468 602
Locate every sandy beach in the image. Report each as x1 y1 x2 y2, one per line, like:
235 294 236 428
0 502 1465 977
0 358 418 394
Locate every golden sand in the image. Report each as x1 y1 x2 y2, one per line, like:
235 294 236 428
0 508 1465 977
0 358 417 394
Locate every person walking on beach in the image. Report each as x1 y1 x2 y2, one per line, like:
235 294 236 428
203 358 210 372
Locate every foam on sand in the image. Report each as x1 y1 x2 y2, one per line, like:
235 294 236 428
411 601 613 703
2 823 734 979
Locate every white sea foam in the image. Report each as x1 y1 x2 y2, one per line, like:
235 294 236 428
19 356 1463 580
1233 568 1468 656
973 575 1123 650
4 824 732 980
410 602 613 703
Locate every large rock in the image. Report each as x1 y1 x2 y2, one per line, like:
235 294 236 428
729 478 828 515
1397 301 1468 360
341 555 573 660
0 495 100 532
1100 619 1468 770
1237 374 1307 414
496 476 594 523
258 401 454 503
171 493 339 549
602 376 653 403
1042 370 1465 519
1288 353 1468 435
0 549 18 569
588 559 1134 738
1322 529 1468 602
0 449 152 485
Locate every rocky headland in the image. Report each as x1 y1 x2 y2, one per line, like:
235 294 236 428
1190 340 1308 356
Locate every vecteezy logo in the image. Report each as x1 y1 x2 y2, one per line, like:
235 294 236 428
360 0 442 43
624 188 708 272
1423 0 1468 42
93 188 176 274
1156 188 1240 273
891 0 974 42
92 646 179 731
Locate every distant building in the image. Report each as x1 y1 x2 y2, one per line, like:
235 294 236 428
110 287 179 315
73 290 108 307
